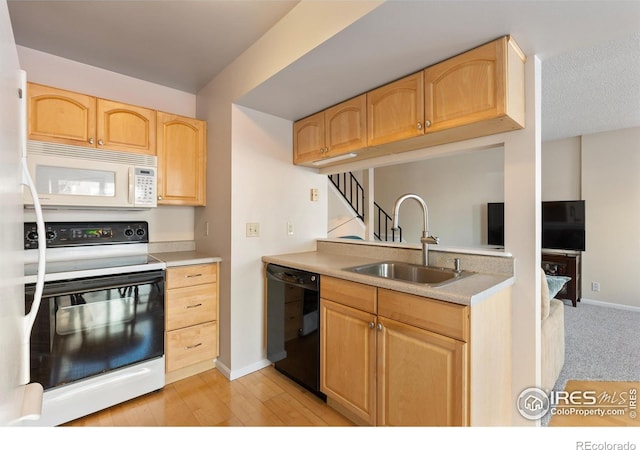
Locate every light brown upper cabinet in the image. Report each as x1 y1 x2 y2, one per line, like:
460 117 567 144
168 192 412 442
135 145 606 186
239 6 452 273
27 82 156 155
293 94 367 165
423 35 525 136
156 112 207 206
292 35 525 168
367 71 425 147
28 82 96 147
96 99 156 155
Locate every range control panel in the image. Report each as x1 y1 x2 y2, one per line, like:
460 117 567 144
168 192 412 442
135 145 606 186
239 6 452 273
24 221 149 249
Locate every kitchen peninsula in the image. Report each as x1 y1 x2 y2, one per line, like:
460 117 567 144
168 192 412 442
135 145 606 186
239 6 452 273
263 239 514 426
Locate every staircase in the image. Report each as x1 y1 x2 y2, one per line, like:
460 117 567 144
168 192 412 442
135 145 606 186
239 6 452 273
328 172 401 242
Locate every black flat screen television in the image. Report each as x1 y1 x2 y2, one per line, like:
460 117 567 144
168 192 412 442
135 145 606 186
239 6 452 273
542 200 586 251
486 200 586 251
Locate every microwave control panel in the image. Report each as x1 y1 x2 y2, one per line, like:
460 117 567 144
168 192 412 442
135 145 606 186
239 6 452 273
134 167 157 207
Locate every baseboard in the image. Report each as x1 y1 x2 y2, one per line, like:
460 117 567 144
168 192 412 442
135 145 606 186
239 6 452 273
579 297 640 313
214 358 272 381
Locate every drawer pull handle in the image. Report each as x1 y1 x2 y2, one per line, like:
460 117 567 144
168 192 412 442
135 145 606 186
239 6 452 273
185 303 203 309
185 343 202 350
186 273 203 278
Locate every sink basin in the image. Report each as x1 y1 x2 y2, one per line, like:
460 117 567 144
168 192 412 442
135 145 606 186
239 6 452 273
344 261 473 287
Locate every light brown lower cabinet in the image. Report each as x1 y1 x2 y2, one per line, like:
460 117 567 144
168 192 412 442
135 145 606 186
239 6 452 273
165 263 219 384
320 276 511 426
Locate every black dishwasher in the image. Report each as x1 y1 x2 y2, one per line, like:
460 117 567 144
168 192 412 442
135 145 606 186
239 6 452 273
266 263 325 400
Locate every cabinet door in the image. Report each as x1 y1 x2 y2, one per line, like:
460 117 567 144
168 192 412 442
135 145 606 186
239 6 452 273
377 316 468 426
320 298 376 425
424 37 507 133
324 95 367 157
293 111 325 165
27 82 96 147
97 99 156 155
156 112 206 206
367 72 424 147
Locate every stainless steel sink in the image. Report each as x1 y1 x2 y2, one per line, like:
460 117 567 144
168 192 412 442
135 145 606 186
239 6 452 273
344 261 474 287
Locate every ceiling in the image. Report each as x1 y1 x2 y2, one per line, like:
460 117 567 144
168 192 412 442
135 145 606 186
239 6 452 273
7 1 640 142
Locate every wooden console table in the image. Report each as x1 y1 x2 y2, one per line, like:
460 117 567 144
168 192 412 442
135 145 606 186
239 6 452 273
542 252 581 307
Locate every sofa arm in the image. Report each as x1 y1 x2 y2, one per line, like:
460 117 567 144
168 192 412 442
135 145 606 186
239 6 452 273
541 298 565 392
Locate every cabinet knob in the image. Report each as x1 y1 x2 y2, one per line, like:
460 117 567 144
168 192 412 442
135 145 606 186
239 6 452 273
376 323 383 331
417 122 423 130
425 120 432 128
369 322 375 329
88 138 94 144
98 139 104 146
157 195 163 200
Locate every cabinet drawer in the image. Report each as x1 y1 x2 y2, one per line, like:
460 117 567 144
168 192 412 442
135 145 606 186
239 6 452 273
378 289 469 342
166 263 217 289
166 283 217 331
166 321 217 372
321 276 377 314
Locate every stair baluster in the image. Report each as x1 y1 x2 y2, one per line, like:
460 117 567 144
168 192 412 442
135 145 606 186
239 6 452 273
328 172 401 242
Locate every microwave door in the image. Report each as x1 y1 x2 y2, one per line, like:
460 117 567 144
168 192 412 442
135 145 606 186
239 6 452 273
25 154 130 208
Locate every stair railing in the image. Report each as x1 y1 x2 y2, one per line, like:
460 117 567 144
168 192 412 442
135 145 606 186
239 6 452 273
329 172 364 220
328 172 401 242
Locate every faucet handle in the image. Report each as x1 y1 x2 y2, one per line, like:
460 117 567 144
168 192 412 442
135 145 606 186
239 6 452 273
454 258 461 273
424 235 439 244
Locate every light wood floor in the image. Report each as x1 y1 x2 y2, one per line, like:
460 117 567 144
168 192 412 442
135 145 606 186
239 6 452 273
64 365 354 427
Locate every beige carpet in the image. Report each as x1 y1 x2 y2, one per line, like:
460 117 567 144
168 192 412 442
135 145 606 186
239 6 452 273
548 380 639 427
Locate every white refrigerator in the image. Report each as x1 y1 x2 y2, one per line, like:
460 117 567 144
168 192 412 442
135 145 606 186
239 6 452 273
0 0 44 426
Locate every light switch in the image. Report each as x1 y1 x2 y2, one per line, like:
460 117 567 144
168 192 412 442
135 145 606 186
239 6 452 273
246 222 259 237
310 188 319 202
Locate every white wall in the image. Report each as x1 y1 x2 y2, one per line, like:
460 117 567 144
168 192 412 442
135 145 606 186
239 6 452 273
17 46 197 243
542 136 581 200
17 46 195 117
581 127 640 309
374 147 504 247
0 0 25 425
229 105 327 375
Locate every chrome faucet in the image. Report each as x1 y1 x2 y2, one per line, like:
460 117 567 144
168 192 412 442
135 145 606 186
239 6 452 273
391 193 439 266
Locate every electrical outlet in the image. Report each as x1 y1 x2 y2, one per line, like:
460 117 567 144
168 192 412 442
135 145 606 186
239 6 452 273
591 282 601 292
287 221 294 236
246 222 259 237
310 188 319 202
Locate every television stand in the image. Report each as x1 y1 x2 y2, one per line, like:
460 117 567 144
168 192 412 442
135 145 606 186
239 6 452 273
542 252 581 307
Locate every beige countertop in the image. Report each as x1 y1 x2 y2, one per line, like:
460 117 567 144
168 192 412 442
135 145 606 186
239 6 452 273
262 250 513 306
151 251 221 268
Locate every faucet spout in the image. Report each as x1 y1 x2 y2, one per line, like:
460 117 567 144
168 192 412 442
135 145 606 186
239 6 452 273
391 193 438 266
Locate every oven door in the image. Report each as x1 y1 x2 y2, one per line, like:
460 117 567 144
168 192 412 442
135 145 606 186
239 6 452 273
25 269 165 391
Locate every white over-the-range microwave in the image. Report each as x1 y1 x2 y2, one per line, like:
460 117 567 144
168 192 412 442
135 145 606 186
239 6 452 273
24 140 157 209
